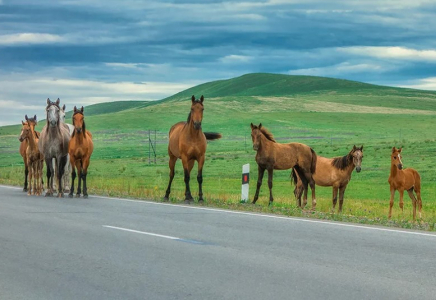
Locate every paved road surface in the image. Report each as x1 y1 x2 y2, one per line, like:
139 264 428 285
1 185 435 300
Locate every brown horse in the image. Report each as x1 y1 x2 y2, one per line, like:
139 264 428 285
250 123 317 207
18 115 39 192
388 147 422 220
164 95 222 203
292 145 363 212
19 118 44 195
68 106 94 198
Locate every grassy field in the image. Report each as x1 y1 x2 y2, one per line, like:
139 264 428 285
2 73 436 230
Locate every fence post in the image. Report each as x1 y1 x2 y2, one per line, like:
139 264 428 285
241 163 250 203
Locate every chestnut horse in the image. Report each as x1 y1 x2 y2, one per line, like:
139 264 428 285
164 95 222 203
18 115 39 192
19 119 44 195
291 145 363 212
250 123 317 207
388 147 422 220
68 106 94 198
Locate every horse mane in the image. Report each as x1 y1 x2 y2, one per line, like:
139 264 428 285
260 127 276 142
331 153 352 170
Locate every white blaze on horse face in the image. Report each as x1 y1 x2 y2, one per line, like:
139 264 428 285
47 105 59 127
398 153 403 165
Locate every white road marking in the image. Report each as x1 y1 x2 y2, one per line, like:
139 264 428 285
2 184 436 238
102 225 207 244
103 225 180 240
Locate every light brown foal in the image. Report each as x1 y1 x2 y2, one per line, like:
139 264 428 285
388 147 422 220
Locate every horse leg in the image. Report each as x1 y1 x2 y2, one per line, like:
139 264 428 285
252 167 265 204
164 155 177 201
338 185 347 213
27 160 33 196
309 177 316 210
407 189 417 221
23 165 29 192
69 159 76 198
267 168 274 206
182 157 193 203
332 186 339 212
31 162 37 195
57 156 67 198
388 187 395 219
75 160 83 198
416 189 422 219
399 189 404 214
197 156 205 203
81 157 91 199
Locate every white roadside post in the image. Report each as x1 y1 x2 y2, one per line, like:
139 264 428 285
241 163 250 203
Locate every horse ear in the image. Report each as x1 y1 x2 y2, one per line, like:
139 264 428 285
74 106 77 112
191 95 196 103
399 147 402 153
47 98 50 105
259 123 262 129
200 95 204 103
22 120 25 125
81 106 84 112
360 145 363 150
62 104 66 111
55 98 60 105
353 145 357 150
392 147 396 153
34 115 37 121
25 114 28 121
250 123 255 130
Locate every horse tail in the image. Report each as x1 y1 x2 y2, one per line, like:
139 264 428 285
290 168 298 186
204 132 222 140
310 148 317 174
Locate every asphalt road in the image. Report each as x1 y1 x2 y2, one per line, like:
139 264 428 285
1 185 435 300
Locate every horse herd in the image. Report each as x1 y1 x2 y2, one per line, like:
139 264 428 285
17 95 423 220
19 98 93 199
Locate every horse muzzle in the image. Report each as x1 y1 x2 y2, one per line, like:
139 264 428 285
356 166 361 173
398 164 403 170
18 136 24 142
253 145 259 151
193 122 202 130
76 127 82 134
49 120 57 127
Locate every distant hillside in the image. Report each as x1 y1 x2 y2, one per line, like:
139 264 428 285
161 73 436 101
64 100 148 119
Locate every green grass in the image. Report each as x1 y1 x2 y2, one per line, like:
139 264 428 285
2 73 436 231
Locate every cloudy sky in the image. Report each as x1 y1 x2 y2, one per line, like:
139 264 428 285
1 0 436 125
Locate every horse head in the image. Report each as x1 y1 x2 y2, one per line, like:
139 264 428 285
46 98 61 128
250 123 263 151
19 121 31 142
391 147 403 170
351 145 364 173
73 106 85 134
190 95 204 130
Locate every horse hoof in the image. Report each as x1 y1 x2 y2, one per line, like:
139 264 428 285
163 197 169 202
68 194 73 198
23 188 28 192
184 199 191 204
75 194 81 198
198 199 204 204
83 195 88 199
57 193 64 198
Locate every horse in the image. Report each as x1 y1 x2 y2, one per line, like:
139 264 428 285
53 103 74 193
18 118 44 195
38 98 71 197
250 123 317 207
163 95 222 203
388 147 422 220
68 106 94 198
291 145 363 212
18 115 39 192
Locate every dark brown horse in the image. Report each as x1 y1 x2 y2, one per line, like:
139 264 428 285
164 95 222 203
388 147 422 220
292 145 363 212
250 123 317 207
68 106 94 198
18 115 39 192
